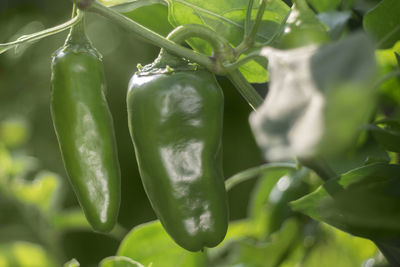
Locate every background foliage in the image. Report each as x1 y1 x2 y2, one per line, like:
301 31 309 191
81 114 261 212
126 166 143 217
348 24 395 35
1 0 400 266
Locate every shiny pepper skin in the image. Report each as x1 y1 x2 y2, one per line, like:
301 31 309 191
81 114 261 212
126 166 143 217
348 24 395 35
127 67 229 252
50 25 121 233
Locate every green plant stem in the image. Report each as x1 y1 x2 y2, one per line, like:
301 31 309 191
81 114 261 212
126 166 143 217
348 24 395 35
225 162 297 191
161 24 234 74
244 0 255 37
227 70 264 110
86 1 216 71
0 10 83 55
235 0 266 56
224 49 264 72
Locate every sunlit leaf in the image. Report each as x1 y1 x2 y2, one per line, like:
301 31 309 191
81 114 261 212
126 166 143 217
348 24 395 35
100 256 145 267
166 0 290 83
117 221 206 267
250 33 376 161
291 163 400 240
363 0 400 49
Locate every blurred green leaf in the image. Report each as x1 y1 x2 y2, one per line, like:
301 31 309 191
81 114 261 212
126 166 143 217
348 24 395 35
0 144 13 181
367 120 400 153
303 223 377 267
250 32 376 161
212 218 300 267
307 0 341 13
166 0 289 83
64 258 80 267
278 0 330 49
317 11 351 40
117 221 206 267
363 0 400 49
0 118 30 148
11 171 61 214
291 163 400 240
396 52 400 85
100 256 145 267
376 41 400 106
0 241 57 267
51 209 91 231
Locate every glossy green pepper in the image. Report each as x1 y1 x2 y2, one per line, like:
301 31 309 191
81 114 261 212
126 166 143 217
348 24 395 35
127 55 228 252
50 20 121 233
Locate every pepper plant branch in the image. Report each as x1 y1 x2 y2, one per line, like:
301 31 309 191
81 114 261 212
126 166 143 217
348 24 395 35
235 0 267 56
227 70 264 110
223 49 264 72
244 0 255 37
79 1 264 109
225 162 297 191
0 10 83 55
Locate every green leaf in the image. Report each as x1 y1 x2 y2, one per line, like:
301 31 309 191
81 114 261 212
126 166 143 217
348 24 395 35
291 163 400 240
64 258 80 267
317 11 351 40
11 171 62 214
363 0 400 49
51 209 91 231
278 0 330 49
214 219 300 267
302 223 377 267
250 32 376 161
376 41 400 105
98 0 172 36
367 120 400 153
100 256 145 267
166 0 290 83
307 0 341 13
0 241 57 267
120 3 173 36
117 221 206 267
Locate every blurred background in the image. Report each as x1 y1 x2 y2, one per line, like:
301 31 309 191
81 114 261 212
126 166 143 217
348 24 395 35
0 0 264 265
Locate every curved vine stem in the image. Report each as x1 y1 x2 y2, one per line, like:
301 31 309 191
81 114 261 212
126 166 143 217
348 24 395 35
0 10 83 55
225 162 297 191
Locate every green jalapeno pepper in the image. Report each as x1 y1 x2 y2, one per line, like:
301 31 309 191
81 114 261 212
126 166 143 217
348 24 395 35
50 17 121 233
127 54 228 251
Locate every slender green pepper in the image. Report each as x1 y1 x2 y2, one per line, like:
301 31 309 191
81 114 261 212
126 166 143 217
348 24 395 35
50 17 120 233
127 54 228 252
